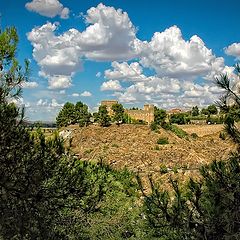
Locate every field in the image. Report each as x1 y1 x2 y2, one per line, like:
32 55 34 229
61 123 235 189
179 124 225 137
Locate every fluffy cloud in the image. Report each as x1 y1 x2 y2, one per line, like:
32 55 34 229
22 81 39 88
72 93 79 97
104 60 223 108
36 98 63 107
104 61 145 81
140 25 225 80
27 22 82 89
25 0 69 19
80 91 92 97
27 4 140 89
225 43 240 59
80 3 139 61
101 80 123 91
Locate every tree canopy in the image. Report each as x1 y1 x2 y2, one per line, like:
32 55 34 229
56 101 91 127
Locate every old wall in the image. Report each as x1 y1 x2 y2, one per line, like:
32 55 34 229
101 100 154 124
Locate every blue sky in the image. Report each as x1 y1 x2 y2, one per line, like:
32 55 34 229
1 0 239 121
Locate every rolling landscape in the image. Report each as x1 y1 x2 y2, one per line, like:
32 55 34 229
1 0 240 239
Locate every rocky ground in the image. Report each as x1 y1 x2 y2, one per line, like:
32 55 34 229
63 124 235 189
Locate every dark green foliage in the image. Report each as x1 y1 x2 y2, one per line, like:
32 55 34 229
0 27 29 103
56 102 75 127
157 137 169 145
201 108 209 115
0 26 143 239
150 121 158 131
98 105 111 127
207 104 218 115
190 132 198 139
56 101 91 127
191 106 199 116
111 103 125 124
154 107 167 125
162 123 188 139
219 131 226 140
75 101 91 127
170 113 190 125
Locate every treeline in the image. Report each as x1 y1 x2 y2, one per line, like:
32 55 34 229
56 102 146 128
1 26 240 240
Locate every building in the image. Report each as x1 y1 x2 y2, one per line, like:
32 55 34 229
101 100 154 124
167 108 183 115
101 100 118 116
125 104 154 124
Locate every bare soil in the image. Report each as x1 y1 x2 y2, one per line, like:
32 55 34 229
64 124 235 189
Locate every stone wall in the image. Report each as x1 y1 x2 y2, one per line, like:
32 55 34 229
101 100 154 124
125 104 154 124
101 100 118 116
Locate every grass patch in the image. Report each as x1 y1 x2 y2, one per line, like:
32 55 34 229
111 143 119 148
191 133 198 139
155 145 160 150
157 137 169 145
219 131 226 140
161 122 188 139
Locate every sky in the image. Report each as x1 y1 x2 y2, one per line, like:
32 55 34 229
1 0 240 121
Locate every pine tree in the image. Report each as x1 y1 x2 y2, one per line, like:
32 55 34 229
98 105 111 127
111 103 124 125
75 101 91 127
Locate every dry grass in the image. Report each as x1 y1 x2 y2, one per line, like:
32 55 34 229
62 124 235 189
178 124 224 137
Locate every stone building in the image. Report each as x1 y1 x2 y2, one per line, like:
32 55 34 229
101 100 118 116
101 100 154 124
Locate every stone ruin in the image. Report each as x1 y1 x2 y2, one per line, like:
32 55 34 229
101 100 154 124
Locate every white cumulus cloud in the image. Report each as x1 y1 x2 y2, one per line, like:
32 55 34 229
140 25 225 80
101 80 123 91
27 4 141 89
72 93 79 97
25 0 70 19
225 43 240 59
22 81 39 88
80 91 92 97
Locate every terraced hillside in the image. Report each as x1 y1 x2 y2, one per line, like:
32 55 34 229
63 124 234 187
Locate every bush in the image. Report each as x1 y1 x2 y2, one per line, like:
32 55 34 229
191 133 198 139
150 122 158 131
157 137 169 145
159 164 168 174
155 145 160 150
219 131 226 140
170 125 188 139
170 113 190 125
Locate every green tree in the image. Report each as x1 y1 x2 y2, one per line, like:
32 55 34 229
191 106 199 116
207 104 218 115
56 102 75 127
98 105 111 127
75 101 91 127
0 27 29 103
111 103 125 125
154 106 167 125
0 26 143 239
201 107 209 115
170 113 190 125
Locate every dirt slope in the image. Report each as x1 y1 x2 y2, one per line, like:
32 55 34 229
67 124 234 183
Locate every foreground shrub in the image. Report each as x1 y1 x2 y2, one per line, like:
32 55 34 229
157 137 169 145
